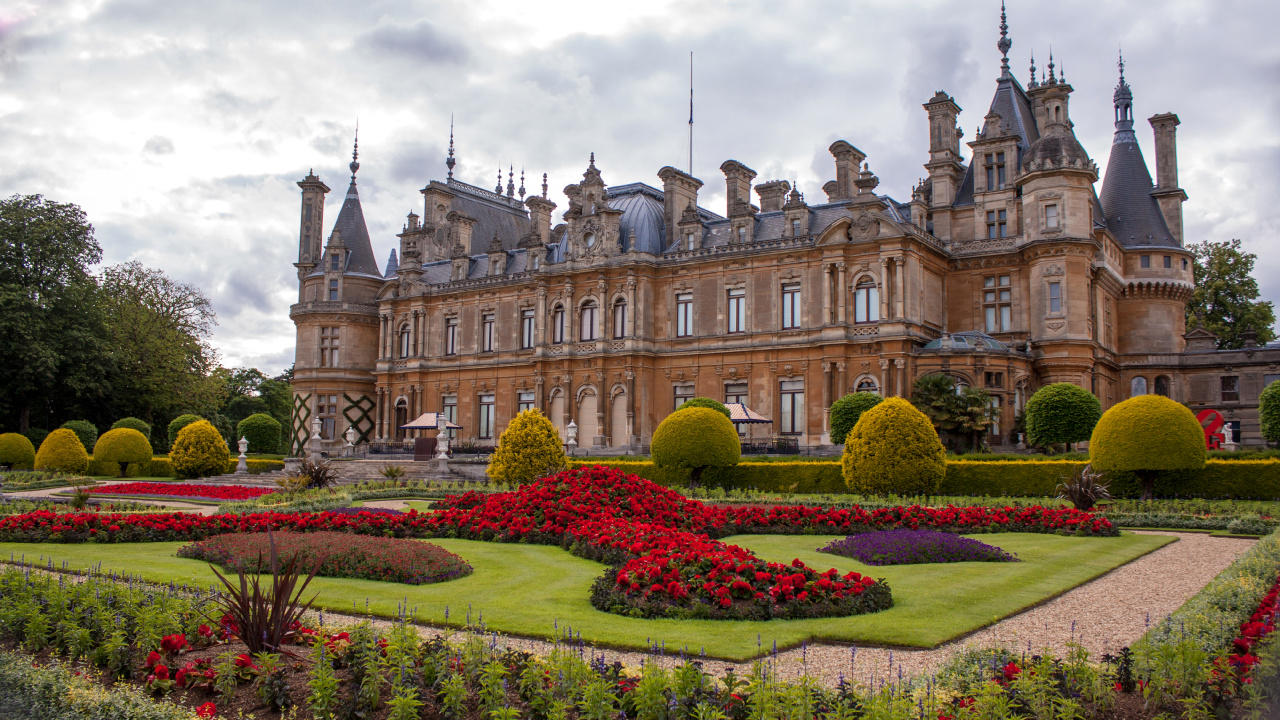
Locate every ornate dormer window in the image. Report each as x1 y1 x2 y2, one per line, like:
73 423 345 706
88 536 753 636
330 252 341 271
984 152 1007 190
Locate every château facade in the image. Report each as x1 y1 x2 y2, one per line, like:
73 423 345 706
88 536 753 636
288 19 1277 455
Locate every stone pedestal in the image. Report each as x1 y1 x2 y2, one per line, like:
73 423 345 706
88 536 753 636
234 437 249 475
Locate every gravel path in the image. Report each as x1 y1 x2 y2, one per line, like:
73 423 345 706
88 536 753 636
6 481 218 514
315 531 1254 687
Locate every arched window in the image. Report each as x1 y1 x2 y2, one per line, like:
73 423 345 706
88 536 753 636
1131 376 1148 397
552 305 565 344
1154 376 1170 397
856 378 879 395
854 278 879 323
398 326 411 359
612 299 627 339
580 301 598 341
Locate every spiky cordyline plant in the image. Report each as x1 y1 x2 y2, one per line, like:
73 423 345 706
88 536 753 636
209 528 320 657
1056 463 1112 511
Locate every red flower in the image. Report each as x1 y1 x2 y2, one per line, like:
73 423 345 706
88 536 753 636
196 702 217 718
144 651 161 668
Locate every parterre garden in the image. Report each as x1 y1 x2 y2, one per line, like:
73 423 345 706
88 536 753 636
0 385 1279 717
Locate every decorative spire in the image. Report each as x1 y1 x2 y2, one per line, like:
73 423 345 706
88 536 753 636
1047 50 1056 84
1028 51 1038 89
445 114 456 179
518 169 526 200
589 152 596 169
495 167 502 194
997 0 1012 76
506 164 515 198
349 123 360 180
1113 48 1135 138
541 173 548 199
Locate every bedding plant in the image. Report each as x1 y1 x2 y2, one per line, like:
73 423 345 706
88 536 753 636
90 481 276 501
818 529 1018 566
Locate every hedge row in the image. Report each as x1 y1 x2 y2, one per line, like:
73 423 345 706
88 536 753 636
570 459 1280 500
84 456 284 478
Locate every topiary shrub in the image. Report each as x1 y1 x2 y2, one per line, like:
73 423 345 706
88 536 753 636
1261 380 1280 446
111 417 152 441
167 414 202 446
651 407 741 487
1090 395 1206 500
677 397 731 417
21 427 49 448
843 397 946 496
0 433 36 470
170 419 230 479
93 428 153 478
487 409 568 486
34 428 89 474
1024 383 1102 448
829 392 884 445
236 413 282 454
59 420 98 453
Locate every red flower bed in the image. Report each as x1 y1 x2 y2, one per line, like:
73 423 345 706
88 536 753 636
1223 574 1280 679
177 531 472 585
92 482 276 501
0 466 1116 620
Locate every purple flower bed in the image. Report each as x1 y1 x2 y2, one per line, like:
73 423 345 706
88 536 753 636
818 529 1018 566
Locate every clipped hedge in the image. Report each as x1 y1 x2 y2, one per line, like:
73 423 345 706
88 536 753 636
843 397 946 496
110 416 152 441
677 397 731 417
34 428 89 474
652 407 740 485
0 432 36 470
170 420 230 478
84 456 285 478
236 412 281 454
829 392 883 445
166 413 202 445
59 420 98 453
1262 379 1280 444
92 428 153 477
21 427 49 448
1024 382 1101 447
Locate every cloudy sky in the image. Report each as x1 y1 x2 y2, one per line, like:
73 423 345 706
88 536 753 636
2 0 1277 374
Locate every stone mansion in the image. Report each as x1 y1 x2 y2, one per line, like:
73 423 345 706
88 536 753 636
288 20 1279 454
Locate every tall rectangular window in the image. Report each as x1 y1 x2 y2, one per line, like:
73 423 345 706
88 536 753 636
1221 376 1240 403
984 152 1006 190
985 210 1008 239
612 301 627 339
580 302 597 341
520 310 535 349
1045 204 1059 228
442 395 457 439
552 306 565 344
791 219 801 237
781 284 801 329
1140 254 1151 268
478 394 495 439
517 392 535 413
328 279 339 301
780 380 805 435
673 385 694 411
1163 255 1172 268
399 327 410 358
481 313 495 352
676 293 693 337
319 327 340 367
737 226 747 244
727 289 745 333
330 253 340 271
983 275 1012 332
1048 282 1061 314
854 280 879 323
444 318 458 355
319 394 338 440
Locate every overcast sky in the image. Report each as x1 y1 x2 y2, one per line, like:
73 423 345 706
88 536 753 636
2 0 1277 374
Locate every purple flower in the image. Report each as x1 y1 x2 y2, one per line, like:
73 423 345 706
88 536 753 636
818 529 1018 566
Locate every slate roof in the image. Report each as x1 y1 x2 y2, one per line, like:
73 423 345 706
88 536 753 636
954 76 1040 207
329 178 382 278
384 249 399 278
606 183 666 254
445 179 532 254
1100 132 1177 248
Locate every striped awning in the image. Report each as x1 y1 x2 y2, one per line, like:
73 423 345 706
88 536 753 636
725 403 771 424
400 412 462 430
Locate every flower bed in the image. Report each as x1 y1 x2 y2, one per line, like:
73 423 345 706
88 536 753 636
90 482 276 501
177 531 472 585
818 529 1018 566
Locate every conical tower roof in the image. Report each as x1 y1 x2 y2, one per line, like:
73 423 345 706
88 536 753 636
328 134 382 277
1099 59 1177 248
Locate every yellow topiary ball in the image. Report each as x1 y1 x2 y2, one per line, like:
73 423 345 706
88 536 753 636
93 428 154 477
34 428 90 474
843 397 946 496
170 419 230 479
1090 394 1206 499
487 408 568 486
651 407 741 486
0 432 36 470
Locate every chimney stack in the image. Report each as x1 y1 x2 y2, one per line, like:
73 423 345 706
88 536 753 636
658 166 703 248
755 180 790 213
1149 112 1187 245
719 160 757 216
829 140 866 201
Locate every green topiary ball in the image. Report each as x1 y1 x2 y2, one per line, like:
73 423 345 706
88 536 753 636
0 433 36 470
829 392 884 445
236 413 282 454
1089 394 1206 499
34 428 89 474
677 397 731 418
1261 380 1280 445
60 420 98 453
1024 383 1102 447
93 428 153 477
487 409 568 486
171 419 230 479
22 427 49 448
842 397 946 496
111 417 152 441
652 407 741 486
167 414 203 446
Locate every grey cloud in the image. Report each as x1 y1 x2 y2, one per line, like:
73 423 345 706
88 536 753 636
143 135 174 154
355 19 467 65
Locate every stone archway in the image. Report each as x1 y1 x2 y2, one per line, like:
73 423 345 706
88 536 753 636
577 389 599 444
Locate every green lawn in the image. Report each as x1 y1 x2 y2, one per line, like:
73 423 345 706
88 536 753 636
0 532 1171 661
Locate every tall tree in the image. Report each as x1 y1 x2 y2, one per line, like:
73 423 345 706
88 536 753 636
910 374 999 452
1186 239 1277 349
0 195 112 431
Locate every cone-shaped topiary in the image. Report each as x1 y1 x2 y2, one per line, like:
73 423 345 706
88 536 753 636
167 414 202 446
1024 383 1102 448
236 413 282 454
843 397 946 496
110 417 152 441
652 407 741 487
34 428 89 474
0 433 36 470
1261 379 1280 445
93 428 153 477
171 419 231 479
829 392 884 445
677 397 731 418
1090 394 1206 500
60 420 98 453
486 409 569 486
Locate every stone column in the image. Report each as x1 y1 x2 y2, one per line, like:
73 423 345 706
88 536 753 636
837 361 847 397
894 358 906 399
374 388 384 440
879 258 892 321
837 263 848 323
536 288 548 346
879 359 891 396
821 264 832 325
411 310 420 356
625 370 637 446
821 362 833 441
626 277 638 338
894 257 906 321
